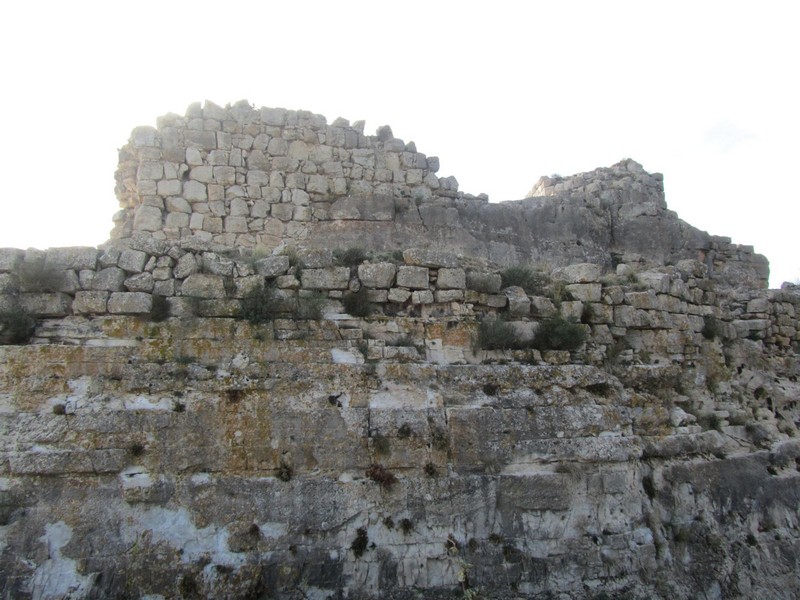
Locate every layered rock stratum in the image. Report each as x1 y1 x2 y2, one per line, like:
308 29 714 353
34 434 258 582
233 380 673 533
0 101 797 599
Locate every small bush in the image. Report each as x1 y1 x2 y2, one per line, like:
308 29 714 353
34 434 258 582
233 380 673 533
701 316 720 340
500 265 549 295
334 247 368 267
399 518 413 535
372 434 390 456
430 425 449 451
351 527 369 557
150 294 170 322
343 287 371 318
18 261 64 292
240 283 280 324
296 292 326 320
277 459 293 482
0 308 37 344
424 462 437 477
477 316 520 350
532 317 586 351
366 463 397 488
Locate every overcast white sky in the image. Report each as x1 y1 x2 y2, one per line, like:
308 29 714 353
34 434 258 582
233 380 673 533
1 1 797 287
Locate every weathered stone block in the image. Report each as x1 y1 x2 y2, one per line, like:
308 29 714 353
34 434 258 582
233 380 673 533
565 283 601 302
396 266 428 289
133 205 163 231
181 274 227 299
498 474 571 511
403 248 459 268
411 290 434 304
388 288 411 303
435 289 464 303
44 247 98 271
19 293 72 317
358 262 396 288
118 249 148 273
72 291 109 315
437 268 466 290
0 248 24 272
92 267 127 292
254 256 290 277
301 267 350 290
505 286 530 317
553 263 602 284
108 292 152 314
124 272 154 293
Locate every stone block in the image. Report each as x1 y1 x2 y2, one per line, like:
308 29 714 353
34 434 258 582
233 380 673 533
108 292 152 314
411 290 434 304
402 248 459 268
498 474 571 511
0 273 17 294
19 293 72 317
396 266 428 289
746 297 769 314
388 288 411 303
637 270 670 293
298 249 333 268
565 283 601 302
124 272 154 293
552 263 602 284
301 267 350 290
183 180 208 202
156 179 182 197
181 274 227 299
437 268 466 290
44 247 99 271
0 248 24 272
133 205 163 231
529 296 557 318
358 262 396 288
118 249 148 273
173 253 198 279
560 300 584 322
505 286 530 317
435 289 464 303
92 267 127 292
626 290 658 310
72 291 109 315
254 256 290 277
479 293 507 308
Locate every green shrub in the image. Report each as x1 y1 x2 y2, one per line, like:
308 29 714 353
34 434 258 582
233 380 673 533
701 316 720 340
532 317 586 351
500 265 549 295
296 292 326 320
18 261 65 292
240 283 280 324
477 316 520 350
342 287 371 317
334 247 368 267
0 308 37 344
150 294 170 322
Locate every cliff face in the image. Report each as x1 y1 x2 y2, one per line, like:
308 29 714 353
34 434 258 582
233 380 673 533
0 102 797 599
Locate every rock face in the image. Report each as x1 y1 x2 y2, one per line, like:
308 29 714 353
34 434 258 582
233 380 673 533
0 103 796 599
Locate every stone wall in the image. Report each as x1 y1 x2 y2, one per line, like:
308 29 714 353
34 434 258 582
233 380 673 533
110 102 769 289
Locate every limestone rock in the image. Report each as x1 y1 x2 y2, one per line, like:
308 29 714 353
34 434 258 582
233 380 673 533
108 292 153 314
181 274 227 299
358 262 396 289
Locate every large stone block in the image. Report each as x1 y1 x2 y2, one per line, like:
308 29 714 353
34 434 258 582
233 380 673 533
403 248 459 268
44 247 98 271
437 268 466 290
505 286 530 317
133 205 163 231
118 249 148 273
19 293 72 317
396 266 429 289
498 473 571 511
358 262 396 288
72 291 109 314
254 256 290 277
552 263 602 284
0 248 24 272
92 267 127 292
181 274 228 299
108 292 153 314
301 267 350 290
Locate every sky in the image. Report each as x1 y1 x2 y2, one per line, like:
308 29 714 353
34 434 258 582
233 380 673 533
1 1 797 287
